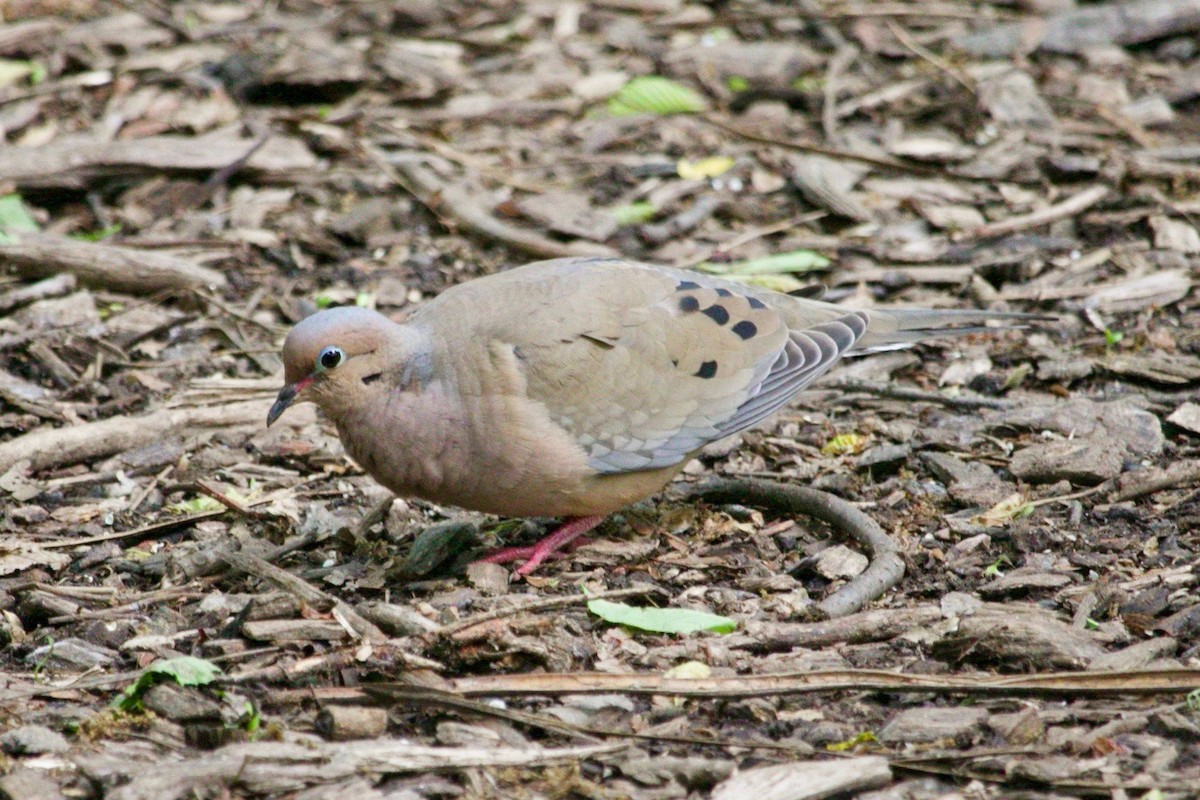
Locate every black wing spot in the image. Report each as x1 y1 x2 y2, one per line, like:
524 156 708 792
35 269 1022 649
702 304 730 325
747 296 767 309
715 288 732 297
679 295 701 312
731 320 758 340
581 333 617 349
677 280 701 291
695 360 718 379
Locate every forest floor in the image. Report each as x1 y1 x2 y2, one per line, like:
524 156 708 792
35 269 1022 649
1 1 1200 798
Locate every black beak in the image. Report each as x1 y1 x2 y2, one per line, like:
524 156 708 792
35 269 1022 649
267 384 298 427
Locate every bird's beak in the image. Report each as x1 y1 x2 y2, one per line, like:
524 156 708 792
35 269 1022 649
267 383 297 429
267 383 300 427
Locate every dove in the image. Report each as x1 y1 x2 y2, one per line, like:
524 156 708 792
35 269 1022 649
268 256 1032 576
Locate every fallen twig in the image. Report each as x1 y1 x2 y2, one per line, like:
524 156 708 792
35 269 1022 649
1110 459 1200 502
222 551 386 644
963 185 1109 240
451 667 1200 699
705 114 941 176
0 233 226 293
831 377 1014 410
0 399 265 475
741 605 945 650
689 477 904 617
639 194 727 245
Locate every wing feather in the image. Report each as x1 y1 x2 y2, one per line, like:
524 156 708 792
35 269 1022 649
424 258 868 475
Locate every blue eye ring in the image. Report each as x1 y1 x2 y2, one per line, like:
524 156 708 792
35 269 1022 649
316 346 344 371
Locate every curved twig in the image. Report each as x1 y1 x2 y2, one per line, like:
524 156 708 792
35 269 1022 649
687 477 904 618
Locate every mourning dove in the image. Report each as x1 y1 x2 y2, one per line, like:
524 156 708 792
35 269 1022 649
269 256 1030 575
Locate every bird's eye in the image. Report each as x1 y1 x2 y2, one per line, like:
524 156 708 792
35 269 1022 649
317 346 344 371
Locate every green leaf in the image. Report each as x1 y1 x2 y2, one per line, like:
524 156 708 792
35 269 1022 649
677 156 735 180
241 700 261 734
587 598 736 634
695 250 831 277
71 223 122 242
168 495 222 514
0 194 40 243
609 76 706 116
114 656 222 711
613 201 657 225
149 656 221 686
983 555 1012 577
726 76 749 92
0 59 39 88
1104 328 1124 347
826 731 878 751
722 273 810 293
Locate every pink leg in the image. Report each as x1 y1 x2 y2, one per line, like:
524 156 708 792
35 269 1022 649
478 515 606 576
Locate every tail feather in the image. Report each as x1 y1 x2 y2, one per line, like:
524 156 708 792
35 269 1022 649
857 308 1055 349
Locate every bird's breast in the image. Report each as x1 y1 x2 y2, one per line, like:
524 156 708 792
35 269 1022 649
334 380 619 518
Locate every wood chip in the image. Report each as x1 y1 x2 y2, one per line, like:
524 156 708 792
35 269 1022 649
711 757 890 800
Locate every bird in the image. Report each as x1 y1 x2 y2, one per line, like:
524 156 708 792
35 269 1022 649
268 256 1031 576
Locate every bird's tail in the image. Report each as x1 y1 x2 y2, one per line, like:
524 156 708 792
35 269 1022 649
856 307 1054 349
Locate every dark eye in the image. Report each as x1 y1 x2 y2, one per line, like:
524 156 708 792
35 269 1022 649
317 346 344 371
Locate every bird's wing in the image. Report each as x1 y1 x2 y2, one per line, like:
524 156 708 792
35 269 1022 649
421 258 867 474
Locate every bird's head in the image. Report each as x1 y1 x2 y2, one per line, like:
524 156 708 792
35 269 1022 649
268 306 399 426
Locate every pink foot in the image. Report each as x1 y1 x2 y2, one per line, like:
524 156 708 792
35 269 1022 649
478 515 606 576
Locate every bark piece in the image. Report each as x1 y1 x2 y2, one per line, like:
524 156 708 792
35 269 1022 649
142 683 224 723
0 130 316 189
979 569 1074 598
315 706 389 741
932 604 1105 669
23 637 117 670
666 40 820 87
516 192 618 242
879 707 988 744
978 70 1056 127
711 757 890 800
1167 402 1200 434
1103 351 1200 386
955 0 1200 56
1009 438 1123 484
0 725 70 755
1090 637 1178 671
0 767 67 800
240 619 349 642
83 738 622 800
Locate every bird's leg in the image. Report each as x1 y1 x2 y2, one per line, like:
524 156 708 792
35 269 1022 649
479 515 606 576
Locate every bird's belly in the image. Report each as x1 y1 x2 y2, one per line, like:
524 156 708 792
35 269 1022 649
336 390 683 519
424 459 685 518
